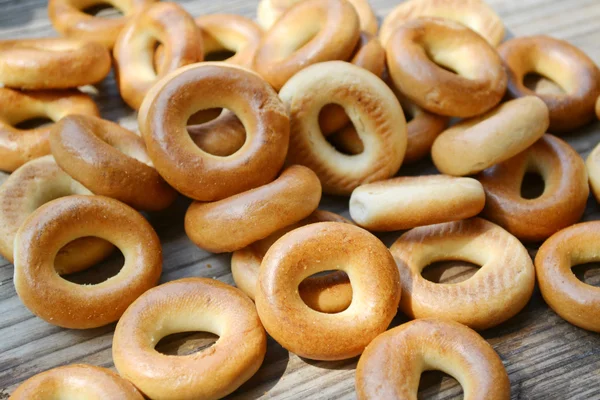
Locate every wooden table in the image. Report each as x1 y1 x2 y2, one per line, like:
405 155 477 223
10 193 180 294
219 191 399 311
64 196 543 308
1 0 600 399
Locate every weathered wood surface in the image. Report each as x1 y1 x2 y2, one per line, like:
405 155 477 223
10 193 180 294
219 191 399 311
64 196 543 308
1 0 600 399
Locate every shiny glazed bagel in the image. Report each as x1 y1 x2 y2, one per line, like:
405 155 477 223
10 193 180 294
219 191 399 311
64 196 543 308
139 62 290 201
478 134 588 242
113 277 267 400
535 222 600 332
432 96 549 176
113 2 203 110
185 165 321 253
390 218 535 330
232 210 353 313
256 222 401 360
252 0 360 91
356 319 510 400
280 61 407 195
350 175 486 231
0 88 99 172
50 115 177 211
499 35 600 133
10 364 143 400
14 195 162 329
386 18 507 118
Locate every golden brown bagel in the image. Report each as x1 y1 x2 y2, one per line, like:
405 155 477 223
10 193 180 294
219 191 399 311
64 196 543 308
10 364 143 400
232 210 353 313
139 62 290 201
50 115 177 211
356 318 510 400
13 195 162 329
596 95 600 119
432 96 549 176
280 61 407 195
185 165 321 253
478 134 588 242
498 35 600 133
252 0 360 91
113 277 267 400
187 112 247 157
0 87 99 172
586 140 600 204
535 222 600 332
390 218 535 330
386 17 507 118
256 222 401 360
113 2 203 110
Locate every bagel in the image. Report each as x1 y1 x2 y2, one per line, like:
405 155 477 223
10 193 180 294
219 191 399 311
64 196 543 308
187 112 247 157
478 134 588 242
535 222 600 332
280 61 407 195
596 95 600 119
113 277 267 400
256 222 400 360
586 140 600 204
185 165 321 253
356 318 510 399
386 17 507 118
432 96 549 176
10 364 143 399
252 0 360 91
499 35 600 133
232 210 353 313
14 195 162 329
139 62 289 202
50 115 177 211
390 218 535 330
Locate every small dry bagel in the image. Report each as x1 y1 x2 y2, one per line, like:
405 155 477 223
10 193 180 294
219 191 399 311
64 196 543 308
350 175 486 231
187 112 247 157
256 222 400 360
139 62 290 202
380 0 505 47
113 277 267 400
232 210 353 313
432 96 550 176
252 0 360 91
0 88 100 172
390 218 535 330
113 2 203 110
499 35 600 133
14 195 162 329
478 134 588 242
185 165 321 253
50 115 177 211
48 0 157 49
356 318 510 399
535 222 600 332
280 61 407 196
386 17 507 118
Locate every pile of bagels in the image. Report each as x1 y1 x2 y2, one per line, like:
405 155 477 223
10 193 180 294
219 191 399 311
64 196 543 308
4 0 600 398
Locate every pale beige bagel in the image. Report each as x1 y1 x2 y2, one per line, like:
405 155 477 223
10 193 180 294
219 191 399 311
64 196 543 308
587 139 600 204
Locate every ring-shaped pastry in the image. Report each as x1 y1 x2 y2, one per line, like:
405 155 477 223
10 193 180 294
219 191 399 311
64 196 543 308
586 139 600 204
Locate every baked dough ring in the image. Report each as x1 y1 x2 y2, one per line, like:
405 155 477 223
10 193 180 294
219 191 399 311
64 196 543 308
498 35 600 133
50 115 177 211
432 96 549 176
232 210 353 313
386 17 507 118
478 134 588 242
280 61 407 195
113 277 267 400
535 222 600 332
390 218 535 330
113 2 203 110
185 165 321 253
252 0 360 91
356 318 510 400
14 195 162 329
139 62 290 202
256 222 400 360
0 88 100 172
586 140 600 204
10 364 143 400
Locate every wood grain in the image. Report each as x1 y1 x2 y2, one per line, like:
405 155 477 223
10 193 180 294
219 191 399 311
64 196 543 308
1 0 600 399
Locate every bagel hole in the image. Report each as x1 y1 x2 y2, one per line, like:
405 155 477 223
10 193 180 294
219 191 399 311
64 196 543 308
62 246 123 285
572 263 600 287
298 270 352 314
205 50 237 62
14 117 53 130
520 172 545 199
423 48 460 75
83 3 123 18
422 260 480 284
155 331 219 356
418 371 463 398
524 73 566 95
187 108 247 157
319 108 365 156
